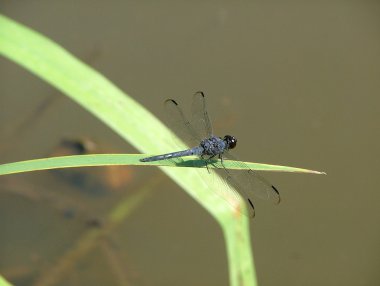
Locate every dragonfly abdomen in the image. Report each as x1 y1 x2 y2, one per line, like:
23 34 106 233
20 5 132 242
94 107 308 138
140 146 203 162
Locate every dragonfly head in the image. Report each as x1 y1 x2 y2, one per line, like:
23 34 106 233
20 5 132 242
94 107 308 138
223 135 237 150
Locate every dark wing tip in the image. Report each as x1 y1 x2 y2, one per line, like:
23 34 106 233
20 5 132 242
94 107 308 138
271 185 281 204
247 198 255 218
194 91 205 97
165 99 178 105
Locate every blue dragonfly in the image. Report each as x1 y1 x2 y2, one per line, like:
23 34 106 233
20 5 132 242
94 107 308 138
140 91 280 217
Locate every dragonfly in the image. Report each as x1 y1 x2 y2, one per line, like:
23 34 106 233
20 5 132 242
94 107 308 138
140 91 280 217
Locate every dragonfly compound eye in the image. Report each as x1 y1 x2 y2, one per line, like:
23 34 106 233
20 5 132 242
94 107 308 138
224 135 237 149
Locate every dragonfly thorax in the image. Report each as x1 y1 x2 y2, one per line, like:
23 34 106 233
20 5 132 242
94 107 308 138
199 135 237 156
199 136 226 156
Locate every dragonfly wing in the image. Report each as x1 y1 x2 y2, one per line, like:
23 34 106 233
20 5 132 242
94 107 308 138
197 166 255 218
164 98 202 148
221 151 281 204
191 91 213 138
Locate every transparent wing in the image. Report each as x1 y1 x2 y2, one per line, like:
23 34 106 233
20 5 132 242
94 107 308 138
221 151 281 204
191 91 213 138
164 99 202 148
197 166 255 218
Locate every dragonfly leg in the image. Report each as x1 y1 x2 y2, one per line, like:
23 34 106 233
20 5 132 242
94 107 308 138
219 154 228 171
200 155 210 173
219 154 233 178
202 155 217 174
219 154 224 165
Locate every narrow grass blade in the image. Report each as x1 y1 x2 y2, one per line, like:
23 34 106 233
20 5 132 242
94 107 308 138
0 276 13 286
0 154 326 176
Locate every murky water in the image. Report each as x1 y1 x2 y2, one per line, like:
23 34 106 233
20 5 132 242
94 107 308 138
1 2 379 285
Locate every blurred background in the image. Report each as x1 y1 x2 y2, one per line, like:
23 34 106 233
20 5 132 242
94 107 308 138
0 1 379 286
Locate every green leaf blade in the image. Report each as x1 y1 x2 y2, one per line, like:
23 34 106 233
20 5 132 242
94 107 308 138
0 154 325 176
